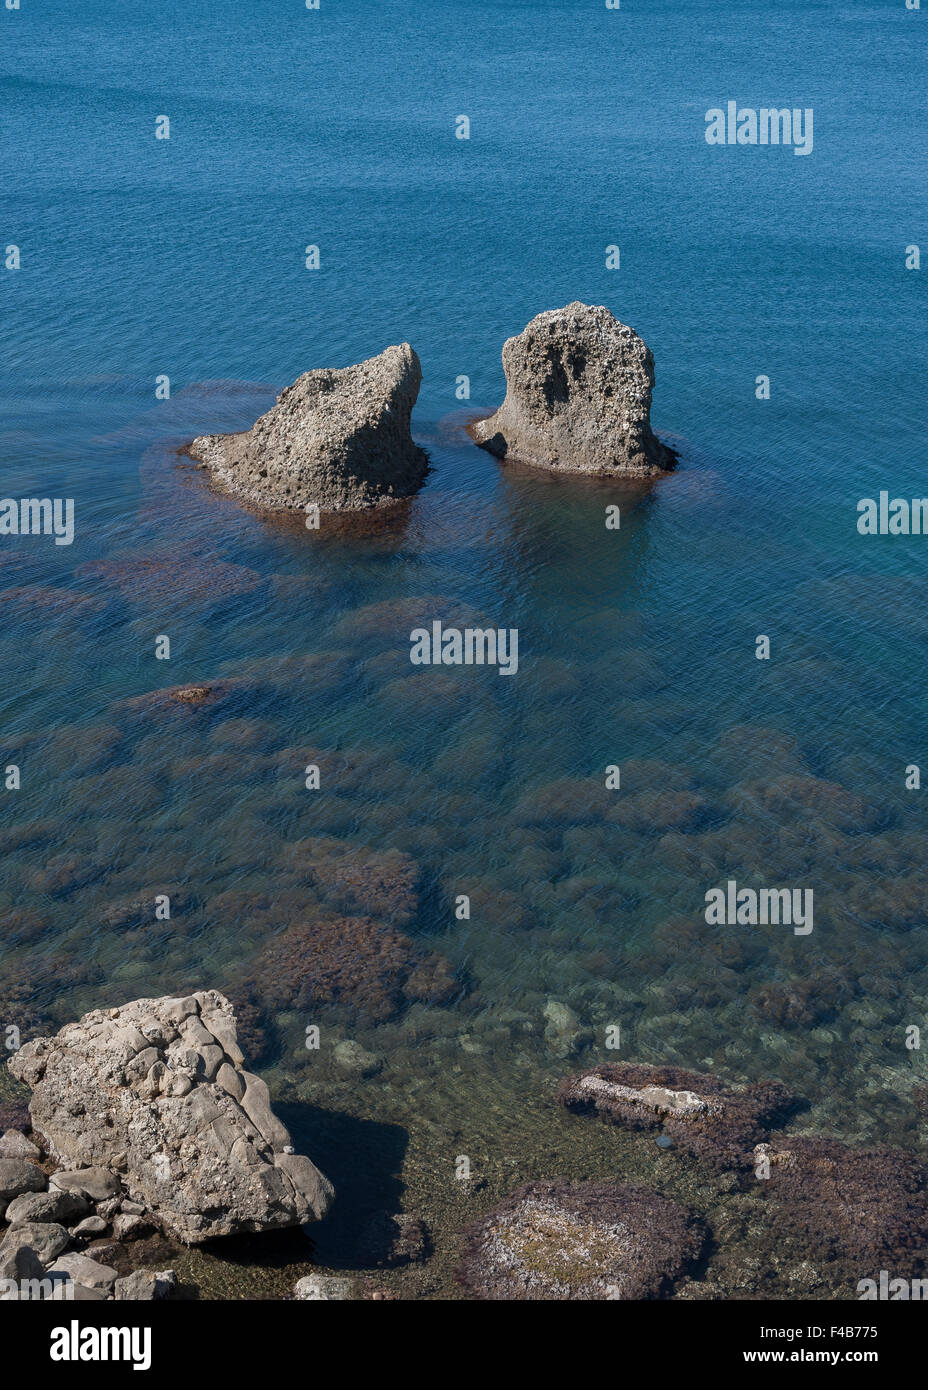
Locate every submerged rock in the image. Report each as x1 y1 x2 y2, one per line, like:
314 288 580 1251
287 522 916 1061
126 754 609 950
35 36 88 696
559 1062 794 1170
8 990 334 1244
457 1178 703 1300
469 302 675 476
755 1136 928 1271
189 344 429 512
245 912 456 1025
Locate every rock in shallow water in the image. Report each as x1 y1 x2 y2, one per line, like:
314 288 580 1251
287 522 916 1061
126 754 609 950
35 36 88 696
189 344 429 513
8 990 334 1244
469 302 676 476
559 1061 794 1171
457 1178 703 1300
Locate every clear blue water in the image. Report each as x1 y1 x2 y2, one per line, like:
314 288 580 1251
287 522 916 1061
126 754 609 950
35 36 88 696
2 0 928 1294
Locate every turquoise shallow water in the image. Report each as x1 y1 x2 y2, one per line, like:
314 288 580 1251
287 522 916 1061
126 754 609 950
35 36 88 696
1 0 928 1295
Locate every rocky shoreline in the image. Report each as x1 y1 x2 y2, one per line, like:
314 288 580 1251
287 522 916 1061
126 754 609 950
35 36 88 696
5 998 927 1301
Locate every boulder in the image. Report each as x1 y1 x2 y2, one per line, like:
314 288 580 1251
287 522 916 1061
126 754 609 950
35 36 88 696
47 1252 118 1292
0 1242 45 1287
0 1157 46 1214
1 1221 69 1265
457 1178 703 1300
189 344 429 512
469 302 675 475
50 1168 121 1203
4 1190 88 1225
9 990 334 1244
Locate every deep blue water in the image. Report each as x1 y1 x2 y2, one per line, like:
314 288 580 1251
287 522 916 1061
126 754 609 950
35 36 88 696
2 0 928 1290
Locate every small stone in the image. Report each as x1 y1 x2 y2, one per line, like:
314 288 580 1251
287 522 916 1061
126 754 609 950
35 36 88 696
294 1274 355 1301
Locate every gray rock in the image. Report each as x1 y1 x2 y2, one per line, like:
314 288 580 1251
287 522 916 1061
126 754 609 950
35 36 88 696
114 1268 176 1301
470 302 676 476
4 1189 88 1225
189 344 429 513
0 1157 46 1203
71 1215 108 1238
47 1251 118 1291
0 1129 41 1160
9 989 333 1243
1 1221 69 1264
50 1167 122 1202
112 1212 148 1241
0 1241 45 1284
293 1274 355 1301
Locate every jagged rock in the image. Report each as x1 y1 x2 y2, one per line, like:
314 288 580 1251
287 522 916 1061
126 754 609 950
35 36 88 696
189 344 429 513
469 303 675 476
457 1178 703 1300
9 990 334 1244
559 1061 794 1170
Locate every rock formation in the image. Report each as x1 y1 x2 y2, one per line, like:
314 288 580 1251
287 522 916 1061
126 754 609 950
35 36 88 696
189 344 428 512
8 990 333 1244
559 1061 794 1170
456 1178 703 1300
469 302 675 475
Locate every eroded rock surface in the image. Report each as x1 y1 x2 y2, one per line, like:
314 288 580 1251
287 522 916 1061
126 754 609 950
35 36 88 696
469 302 675 475
189 344 428 512
457 1178 703 1300
9 990 333 1243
